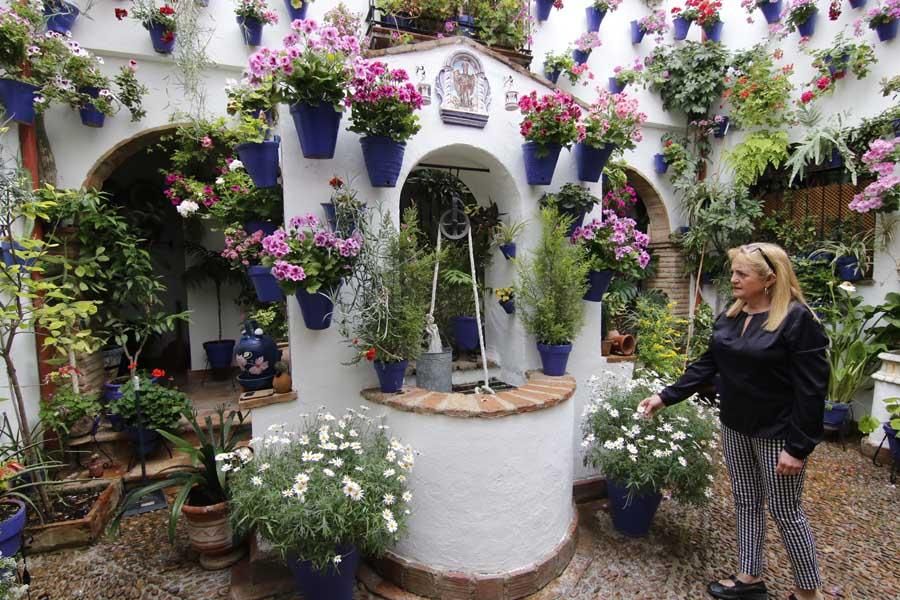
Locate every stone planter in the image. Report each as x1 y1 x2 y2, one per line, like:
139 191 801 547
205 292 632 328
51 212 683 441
181 500 245 570
865 352 900 457
25 478 122 553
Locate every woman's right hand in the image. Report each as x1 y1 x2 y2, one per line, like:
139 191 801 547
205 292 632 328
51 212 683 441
638 394 665 419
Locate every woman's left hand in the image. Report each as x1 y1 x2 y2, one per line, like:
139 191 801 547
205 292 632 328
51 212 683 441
775 450 804 476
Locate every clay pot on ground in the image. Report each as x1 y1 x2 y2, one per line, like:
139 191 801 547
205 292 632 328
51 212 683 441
601 340 613 356
181 500 245 570
273 372 292 394
607 330 636 356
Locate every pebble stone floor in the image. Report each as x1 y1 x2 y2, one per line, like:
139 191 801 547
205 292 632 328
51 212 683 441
27 438 898 600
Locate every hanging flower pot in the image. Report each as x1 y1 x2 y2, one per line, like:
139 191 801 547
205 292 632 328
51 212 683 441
544 69 561 84
535 0 554 22
672 16 691 40
78 87 105 128
882 423 900 463
321 202 337 231
499 242 516 260
1 240 36 267
499 298 515 314
875 19 898 41
0 499 26 559
359 136 406 187
295 288 335 330
283 0 308 21
45 1 80 34
583 269 614 302
456 14 476 36
575 142 615 183
373 360 408 393
606 480 662 537
585 6 606 31
653 153 668 174
237 16 264 46
703 20 723 42
288 546 360 600
835 256 863 281
244 220 278 236
759 0 783 23
0 79 39 124
522 142 562 186
630 20 645 44
203 339 236 371
236 138 280 188
536 342 572 376
608 77 626 94
290 103 343 159
451 316 479 352
559 206 587 238
248 265 284 303
848 0 867 8
572 49 590 65
796 11 817 37
146 21 176 54
825 52 850 76
713 116 730 138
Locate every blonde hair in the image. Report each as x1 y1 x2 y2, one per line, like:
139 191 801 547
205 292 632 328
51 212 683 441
726 242 809 332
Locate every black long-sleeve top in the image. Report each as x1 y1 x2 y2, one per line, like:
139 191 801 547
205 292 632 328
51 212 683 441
660 301 830 460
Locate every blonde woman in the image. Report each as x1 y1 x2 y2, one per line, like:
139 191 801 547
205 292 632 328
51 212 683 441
639 243 829 600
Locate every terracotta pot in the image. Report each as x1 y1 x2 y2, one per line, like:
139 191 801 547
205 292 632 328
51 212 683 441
601 340 613 356
273 372 292 394
181 500 245 570
608 331 636 356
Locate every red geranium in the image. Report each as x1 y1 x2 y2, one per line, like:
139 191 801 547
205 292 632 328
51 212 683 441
151 368 166 378
159 4 175 15
800 90 815 104
162 30 175 43
114 8 128 20
365 347 377 361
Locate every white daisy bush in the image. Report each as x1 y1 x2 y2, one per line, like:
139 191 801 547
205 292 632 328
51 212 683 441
229 408 416 572
581 374 719 504
0 555 28 599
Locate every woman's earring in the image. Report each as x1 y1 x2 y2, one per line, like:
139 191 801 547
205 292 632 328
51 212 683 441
765 287 770 296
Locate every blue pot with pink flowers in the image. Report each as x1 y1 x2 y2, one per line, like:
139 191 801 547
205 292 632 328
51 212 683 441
759 0 783 23
630 20 645 44
78 87 106 128
295 287 337 330
290 102 343 159
360 136 406 187
535 0 554 21
703 20 723 42
236 137 280 188
796 10 817 37
585 6 605 31
0 79 39 124
572 49 590 65
875 19 898 42
522 142 562 186
575 142 615 183
237 16 264 45
608 77 626 94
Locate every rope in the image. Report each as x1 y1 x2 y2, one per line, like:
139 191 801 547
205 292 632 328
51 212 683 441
429 232 442 318
467 226 494 395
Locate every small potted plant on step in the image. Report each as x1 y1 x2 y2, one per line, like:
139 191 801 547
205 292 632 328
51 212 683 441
515 207 589 376
108 375 190 459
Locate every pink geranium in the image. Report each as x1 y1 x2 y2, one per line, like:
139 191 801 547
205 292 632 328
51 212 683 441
849 138 900 214
572 210 651 277
518 90 582 153
579 90 647 151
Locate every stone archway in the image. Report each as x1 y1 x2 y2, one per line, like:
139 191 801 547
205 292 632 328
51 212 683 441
81 123 184 190
625 167 690 317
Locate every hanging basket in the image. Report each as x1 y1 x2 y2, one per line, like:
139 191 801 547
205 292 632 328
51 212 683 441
796 11 817 37
236 138 280 188
653 153 669 174
360 136 406 187
290 102 343 159
0 79 39 124
672 16 691 40
608 77 626 94
544 69 561 84
575 142 614 183
248 265 284 303
875 19 898 42
78 87 105 128
585 6 605 31
45 1 80 34
499 299 515 314
146 21 176 54
759 0 783 23
522 142 562 186
283 0 308 21
583 269 614 302
499 242 516 260
702 20 723 42
848 0 867 8
630 20 645 44
572 49 590 65
237 16 264 46
535 0 553 22
295 287 335 330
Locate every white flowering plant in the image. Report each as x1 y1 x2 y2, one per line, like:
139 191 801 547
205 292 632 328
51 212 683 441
581 375 718 504
229 408 416 572
0 555 27 600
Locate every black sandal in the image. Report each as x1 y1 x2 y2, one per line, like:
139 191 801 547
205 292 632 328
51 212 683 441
707 575 769 600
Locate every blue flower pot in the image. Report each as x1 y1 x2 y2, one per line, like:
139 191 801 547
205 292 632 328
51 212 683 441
283 0 308 21
875 19 898 42
126 427 162 458
204 339 236 370
672 16 691 40
883 424 900 462
575 142 614 183
499 242 516 260
654 153 669 174
244 220 278 236
236 138 280 188
295 288 335 330
572 49 590 65
713 116 730 138
824 402 851 427
248 265 284 302
360 136 406 187
849 0 866 7
45 1 79 34
703 20 723 42
535 0 553 22
607 480 663 537
759 0 783 23
0 499 26 558
522 142 561 186
584 269 614 302
373 360 408 393
452 316 480 352
0 79 39 124
79 87 105 128
237 16 264 46
608 77 626 94
288 546 360 600
290 102 342 159
586 6 606 31
835 256 863 281
456 14 475 36
147 21 176 54
235 319 279 381
537 342 572 376
321 202 337 231
796 11 817 37
1 240 35 267
545 69 561 84
630 20 645 44
500 299 515 314
560 207 588 238
825 53 850 76
382 14 414 28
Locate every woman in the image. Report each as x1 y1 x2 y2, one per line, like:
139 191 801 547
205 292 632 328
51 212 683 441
639 243 829 600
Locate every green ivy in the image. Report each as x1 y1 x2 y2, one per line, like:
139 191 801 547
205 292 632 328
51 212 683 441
645 42 730 118
725 131 789 188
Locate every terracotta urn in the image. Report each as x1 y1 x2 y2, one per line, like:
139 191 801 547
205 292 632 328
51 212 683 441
607 330 636 356
273 372 292 394
181 501 245 569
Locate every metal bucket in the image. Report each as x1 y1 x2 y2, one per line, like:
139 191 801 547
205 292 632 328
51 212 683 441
416 350 452 392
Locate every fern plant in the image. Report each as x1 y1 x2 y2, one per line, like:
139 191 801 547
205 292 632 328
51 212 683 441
785 106 858 186
725 131 789 187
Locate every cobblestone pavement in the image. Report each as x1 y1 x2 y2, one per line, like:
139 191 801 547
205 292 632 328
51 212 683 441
27 439 898 600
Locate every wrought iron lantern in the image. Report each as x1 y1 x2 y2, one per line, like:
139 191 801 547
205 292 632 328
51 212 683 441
503 76 519 111
416 66 432 105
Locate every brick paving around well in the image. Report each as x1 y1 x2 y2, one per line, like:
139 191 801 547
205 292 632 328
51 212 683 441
26 437 898 600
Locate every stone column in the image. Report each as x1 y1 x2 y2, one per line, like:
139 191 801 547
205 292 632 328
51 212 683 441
863 352 900 458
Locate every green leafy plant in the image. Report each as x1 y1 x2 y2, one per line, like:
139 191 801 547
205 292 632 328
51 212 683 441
581 376 717 503
809 34 877 85
515 207 589 346
229 410 416 571
791 256 837 307
634 297 688 381
782 0 817 32
725 131 790 187
471 0 533 49
687 301 713 363
338 208 436 364
109 376 190 431
859 397 900 436
250 304 289 341
226 75 279 120
543 50 578 84
38 369 102 440
754 193 819 256
183 242 247 342
114 406 247 542
725 45 794 129
786 106 858 186
492 219 526 245
644 41 730 118
540 183 599 217
661 134 693 179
